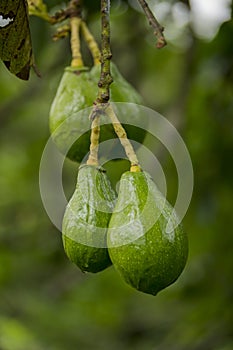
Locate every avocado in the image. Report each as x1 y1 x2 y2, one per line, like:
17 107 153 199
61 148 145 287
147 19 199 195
107 171 188 295
62 165 116 273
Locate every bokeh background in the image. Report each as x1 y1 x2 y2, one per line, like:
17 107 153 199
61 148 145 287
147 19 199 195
0 0 232 349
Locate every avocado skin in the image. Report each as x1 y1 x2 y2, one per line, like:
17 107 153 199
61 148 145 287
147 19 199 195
49 63 145 162
107 171 188 295
62 165 116 273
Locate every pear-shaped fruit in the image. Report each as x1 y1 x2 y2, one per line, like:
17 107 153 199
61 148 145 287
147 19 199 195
62 165 116 273
107 171 188 295
49 63 146 162
49 66 94 162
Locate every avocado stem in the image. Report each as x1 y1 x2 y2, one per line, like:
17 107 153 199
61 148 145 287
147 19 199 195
130 165 141 172
106 105 141 170
86 110 100 166
70 16 84 67
81 21 101 65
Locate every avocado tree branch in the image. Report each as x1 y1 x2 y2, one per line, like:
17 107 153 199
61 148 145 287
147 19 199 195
87 0 113 165
87 0 140 170
96 0 113 104
137 0 166 48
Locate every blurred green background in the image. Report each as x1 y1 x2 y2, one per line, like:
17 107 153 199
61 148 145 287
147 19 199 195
0 0 232 349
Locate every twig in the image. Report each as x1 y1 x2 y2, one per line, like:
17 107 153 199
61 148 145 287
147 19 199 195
70 17 83 67
69 0 83 67
81 21 101 65
86 110 100 165
52 24 70 41
87 0 113 165
137 0 166 48
106 105 141 172
87 0 141 171
28 0 68 24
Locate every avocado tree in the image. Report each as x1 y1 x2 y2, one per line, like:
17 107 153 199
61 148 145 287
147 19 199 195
0 1 232 349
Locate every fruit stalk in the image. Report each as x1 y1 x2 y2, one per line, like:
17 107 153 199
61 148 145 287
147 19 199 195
106 105 141 171
86 113 100 166
81 21 101 65
69 0 84 67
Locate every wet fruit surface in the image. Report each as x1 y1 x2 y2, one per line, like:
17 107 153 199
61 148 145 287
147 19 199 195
107 171 188 295
62 165 116 273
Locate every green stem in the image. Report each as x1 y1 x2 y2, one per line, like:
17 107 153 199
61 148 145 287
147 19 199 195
69 0 84 67
28 0 68 24
70 17 83 67
28 0 51 22
106 105 141 171
81 21 101 65
86 112 100 166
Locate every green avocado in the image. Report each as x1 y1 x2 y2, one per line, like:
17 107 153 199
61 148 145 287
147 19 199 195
49 66 94 162
49 63 146 162
107 171 188 295
62 165 116 273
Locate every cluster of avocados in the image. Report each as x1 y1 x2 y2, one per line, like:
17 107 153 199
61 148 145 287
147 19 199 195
49 62 145 162
50 63 188 296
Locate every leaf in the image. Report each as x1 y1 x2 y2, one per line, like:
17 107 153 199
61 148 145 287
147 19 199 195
0 0 33 80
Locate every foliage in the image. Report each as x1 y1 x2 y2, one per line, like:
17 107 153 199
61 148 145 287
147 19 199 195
0 1 232 349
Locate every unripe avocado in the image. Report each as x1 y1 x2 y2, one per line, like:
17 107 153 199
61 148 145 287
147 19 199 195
62 165 116 273
49 63 146 162
107 171 188 295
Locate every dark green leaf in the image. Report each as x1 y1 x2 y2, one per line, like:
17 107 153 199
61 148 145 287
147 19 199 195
0 0 32 80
